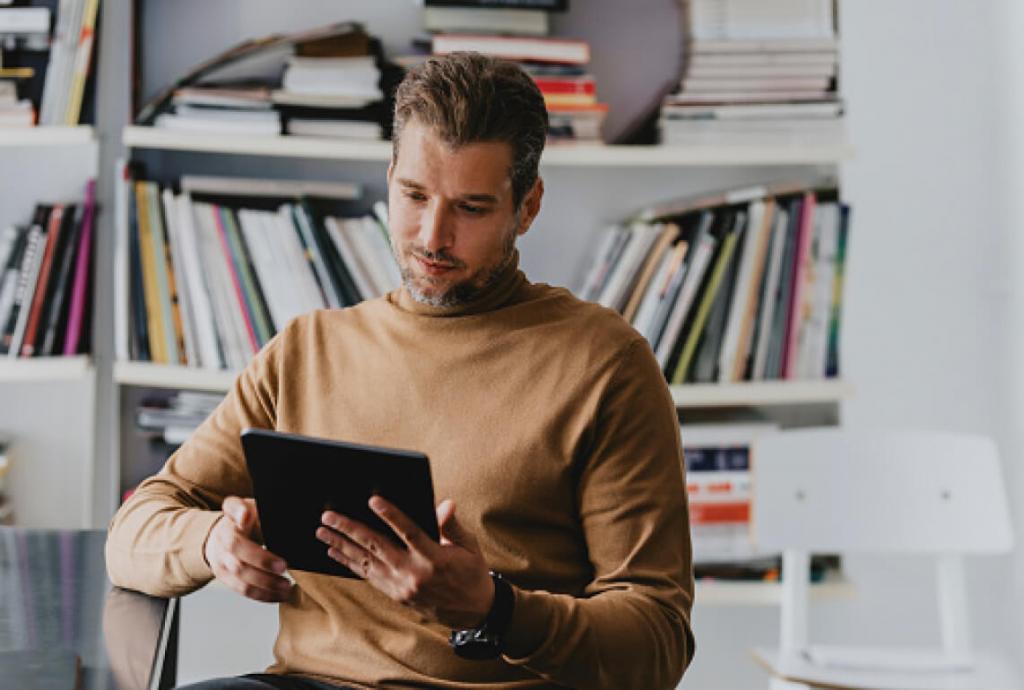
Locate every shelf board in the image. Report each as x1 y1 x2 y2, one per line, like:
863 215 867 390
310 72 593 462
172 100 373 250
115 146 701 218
0 355 93 383
122 125 852 167
0 126 95 147
670 380 853 408
696 575 855 606
114 361 238 392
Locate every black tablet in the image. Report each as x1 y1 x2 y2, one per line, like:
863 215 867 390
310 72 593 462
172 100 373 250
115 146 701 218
240 428 439 578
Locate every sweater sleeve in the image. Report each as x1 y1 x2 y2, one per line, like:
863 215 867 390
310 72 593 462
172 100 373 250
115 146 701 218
105 332 283 598
501 338 696 690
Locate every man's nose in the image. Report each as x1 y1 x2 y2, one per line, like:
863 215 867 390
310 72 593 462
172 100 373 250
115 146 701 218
419 201 453 253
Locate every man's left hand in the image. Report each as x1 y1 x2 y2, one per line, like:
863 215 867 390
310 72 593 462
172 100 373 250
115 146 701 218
317 497 495 629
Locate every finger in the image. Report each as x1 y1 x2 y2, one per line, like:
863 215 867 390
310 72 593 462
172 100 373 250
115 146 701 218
222 496 256 533
317 526 381 578
215 554 292 602
321 511 405 569
369 496 437 558
231 532 288 576
436 499 478 550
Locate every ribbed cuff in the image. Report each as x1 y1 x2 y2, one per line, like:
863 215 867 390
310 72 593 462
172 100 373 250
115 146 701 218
180 509 223 583
501 584 556 662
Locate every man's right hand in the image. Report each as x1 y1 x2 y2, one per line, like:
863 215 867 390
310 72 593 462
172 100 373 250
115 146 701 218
204 496 293 603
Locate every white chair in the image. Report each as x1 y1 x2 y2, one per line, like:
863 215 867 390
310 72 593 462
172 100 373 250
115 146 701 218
749 429 1014 690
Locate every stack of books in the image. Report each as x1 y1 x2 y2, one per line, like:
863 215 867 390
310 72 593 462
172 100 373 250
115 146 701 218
661 0 843 147
418 0 607 143
0 0 100 127
0 180 96 359
577 182 850 384
136 391 224 446
141 22 397 141
682 422 777 565
116 170 401 371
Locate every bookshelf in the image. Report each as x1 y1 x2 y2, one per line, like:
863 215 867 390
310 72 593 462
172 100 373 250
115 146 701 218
0 126 96 147
123 125 853 167
105 2 854 687
0 355 93 383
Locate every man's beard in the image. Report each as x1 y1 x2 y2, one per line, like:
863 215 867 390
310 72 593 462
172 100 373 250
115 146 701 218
394 227 517 308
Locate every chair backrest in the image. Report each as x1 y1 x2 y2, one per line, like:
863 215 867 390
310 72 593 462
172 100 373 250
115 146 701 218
751 429 1014 555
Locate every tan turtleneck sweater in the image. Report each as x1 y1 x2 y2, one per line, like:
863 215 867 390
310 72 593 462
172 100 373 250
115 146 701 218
106 253 695 690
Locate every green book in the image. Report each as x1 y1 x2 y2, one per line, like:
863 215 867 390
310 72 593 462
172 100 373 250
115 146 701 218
670 220 742 385
220 207 274 347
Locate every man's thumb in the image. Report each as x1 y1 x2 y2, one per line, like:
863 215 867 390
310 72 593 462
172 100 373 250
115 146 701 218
437 499 474 547
224 496 255 532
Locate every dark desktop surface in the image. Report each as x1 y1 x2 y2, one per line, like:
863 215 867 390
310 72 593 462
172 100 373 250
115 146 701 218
0 527 177 690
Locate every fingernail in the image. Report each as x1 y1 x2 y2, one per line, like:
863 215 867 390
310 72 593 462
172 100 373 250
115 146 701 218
274 561 287 573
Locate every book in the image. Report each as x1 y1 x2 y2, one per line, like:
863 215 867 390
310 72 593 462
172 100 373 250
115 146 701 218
5 218 46 357
826 205 850 378
424 0 568 10
40 202 85 356
135 182 167 363
751 205 789 379
431 34 590 64
424 7 550 36
63 0 100 125
19 205 69 357
691 211 747 382
670 211 742 384
622 223 678 322
781 191 816 378
144 182 184 364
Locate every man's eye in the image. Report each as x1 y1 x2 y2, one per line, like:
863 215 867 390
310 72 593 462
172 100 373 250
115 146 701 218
460 204 484 214
405 191 426 202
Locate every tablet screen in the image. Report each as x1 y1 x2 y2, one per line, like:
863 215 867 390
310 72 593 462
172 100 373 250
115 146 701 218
241 428 438 578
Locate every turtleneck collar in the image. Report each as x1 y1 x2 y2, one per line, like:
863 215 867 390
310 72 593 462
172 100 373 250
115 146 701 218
388 249 528 318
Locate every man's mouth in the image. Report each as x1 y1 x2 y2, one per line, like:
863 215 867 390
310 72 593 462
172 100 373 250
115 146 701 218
415 255 457 275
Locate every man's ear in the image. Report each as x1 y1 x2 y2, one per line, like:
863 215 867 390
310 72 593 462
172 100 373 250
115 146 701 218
516 177 544 237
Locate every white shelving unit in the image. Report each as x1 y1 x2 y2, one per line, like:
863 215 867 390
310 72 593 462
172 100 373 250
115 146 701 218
0 125 95 147
123 125 853 167
696 574 855 607
0 355 94 383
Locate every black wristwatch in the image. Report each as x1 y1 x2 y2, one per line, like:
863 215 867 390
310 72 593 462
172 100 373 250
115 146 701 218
449 571 515 660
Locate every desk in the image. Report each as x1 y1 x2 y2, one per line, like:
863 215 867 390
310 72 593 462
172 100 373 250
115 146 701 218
0 528 179 690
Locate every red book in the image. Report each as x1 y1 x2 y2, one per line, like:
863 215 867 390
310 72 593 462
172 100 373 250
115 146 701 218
62 180 96 355
211 205 260 353
20 205 65 356
532 76 596 95
689 502 750 525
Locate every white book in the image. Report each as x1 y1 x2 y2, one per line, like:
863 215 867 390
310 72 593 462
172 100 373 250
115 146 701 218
598 223 661 311
7 226 45 358
193 202 250 370
688 0 835 42
423 7 549 36
752 207 789 379
0 7 51 33
0 232 23 340
349 216 394 297
285 119 383 140
275 205 327 312
291 205 341 309
176 194 223 369
661 101 842 120
358 216 401 295
801 202 838 379
632 249 677 341
367 211 402 290
717 200 768 382
113 160 130 362
576 225 625 299
655 216 718 369
326 217 376 300
173 105 281 123
679 421 779 446
161 189 200 367
38 0 71 124
154 113 281 136
681 76 832 92
685 63 836 79
0 226 17 281
251 209 305 324
237 209 290 332
181 175 359 201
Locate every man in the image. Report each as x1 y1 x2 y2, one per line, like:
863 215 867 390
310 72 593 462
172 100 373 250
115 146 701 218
107 53 695 690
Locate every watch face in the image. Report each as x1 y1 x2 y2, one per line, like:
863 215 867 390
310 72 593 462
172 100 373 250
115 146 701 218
450 629 502 660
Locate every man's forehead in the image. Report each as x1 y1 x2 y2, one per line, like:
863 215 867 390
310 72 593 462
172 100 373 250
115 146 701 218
393 121 514 196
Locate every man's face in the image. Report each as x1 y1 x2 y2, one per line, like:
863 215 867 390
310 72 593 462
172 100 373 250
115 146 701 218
386 118 542 307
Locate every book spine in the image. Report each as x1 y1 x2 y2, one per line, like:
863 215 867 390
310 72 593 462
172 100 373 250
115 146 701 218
113 162 129 362
60 184 95 355
19 206 65 357
135 182 166 363
161 188 199 366
6 225 47 357
41 204 84 356
63 0 100 125
146 183 185 364
0 229 29 340
127 178 150 362
671 226 740 384
212 206 260 354
291 203 340 309
826 204 850 378
782 192 817 378
175 194 223 368
223 207 274 347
